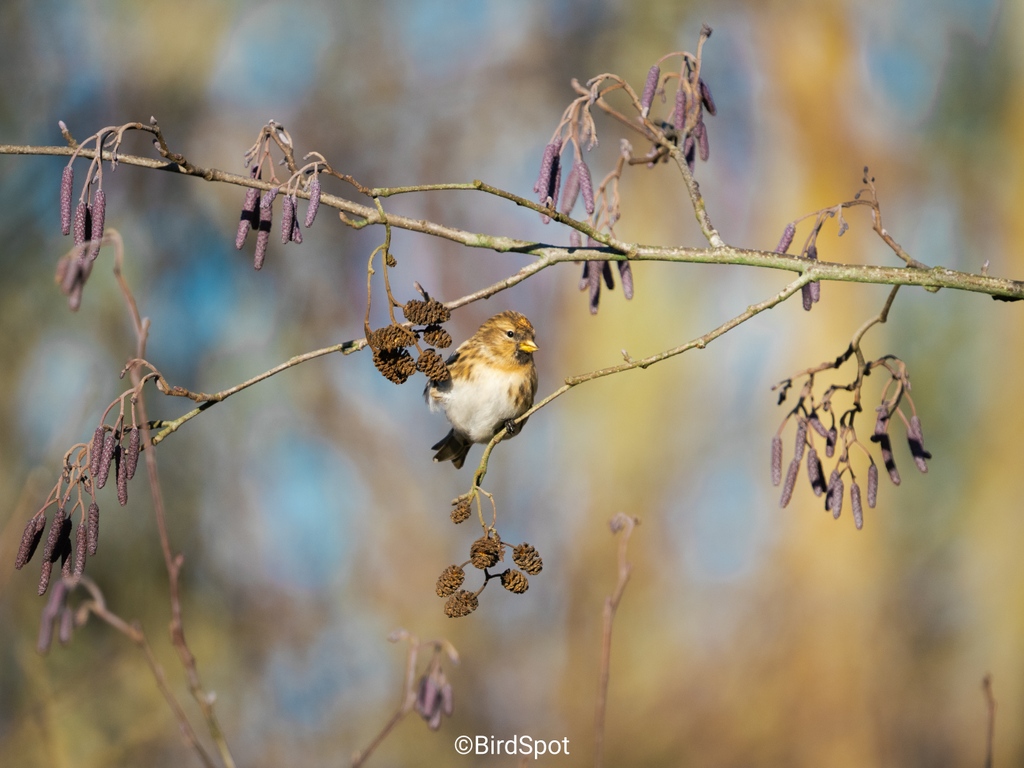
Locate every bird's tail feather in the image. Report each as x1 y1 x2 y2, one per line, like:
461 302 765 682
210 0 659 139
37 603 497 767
431 429 472 469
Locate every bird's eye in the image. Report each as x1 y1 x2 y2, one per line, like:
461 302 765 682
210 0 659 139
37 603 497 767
506 330 515 338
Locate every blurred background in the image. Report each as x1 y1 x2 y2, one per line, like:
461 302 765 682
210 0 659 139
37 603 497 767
1 0 1021 765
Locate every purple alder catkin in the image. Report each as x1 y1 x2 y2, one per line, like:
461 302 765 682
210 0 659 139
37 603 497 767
640 65 660 117
60 165 74 235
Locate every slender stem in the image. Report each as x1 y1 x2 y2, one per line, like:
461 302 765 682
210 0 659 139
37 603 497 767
472 273 811 486
982 674 996 768
595 514 639 768
110 232 236 768
2 143 1020 298
351 635 420 768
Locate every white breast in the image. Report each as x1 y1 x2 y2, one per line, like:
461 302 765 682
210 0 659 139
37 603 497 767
429 365 523 443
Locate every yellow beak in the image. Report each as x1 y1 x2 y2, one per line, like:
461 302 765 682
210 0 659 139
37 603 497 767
518 340 539 354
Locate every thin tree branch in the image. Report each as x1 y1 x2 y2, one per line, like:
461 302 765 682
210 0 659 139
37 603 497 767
983 673 996 768
110 232 236 768
595 513 639 768
3 143 1022 299
77 577 217 768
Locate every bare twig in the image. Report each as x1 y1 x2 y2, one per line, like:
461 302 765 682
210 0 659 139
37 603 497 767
352 631 459 767
109 232 237 768
76 577 217 768
983 674 996 768
595 513 640 768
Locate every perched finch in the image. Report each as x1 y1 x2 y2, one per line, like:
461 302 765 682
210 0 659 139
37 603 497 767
425 311 539 468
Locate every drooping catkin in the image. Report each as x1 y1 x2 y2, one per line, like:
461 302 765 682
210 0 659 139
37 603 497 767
640 65 660 117
850 481 864 530
89 426 105 478
73 520 88 578
866 463 878 508
774 223 796 253
86 502 100 555
618 261 634 300
304 174 321 227
771 435 783 486
578 160 595 215
87 189 105 260
125 426 140 480
60 165 74 235
280 194 295 244
96 432 116 489
14 516 46 570
779 459 800 508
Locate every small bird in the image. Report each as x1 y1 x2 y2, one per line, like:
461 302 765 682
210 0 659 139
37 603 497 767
425 311 539 468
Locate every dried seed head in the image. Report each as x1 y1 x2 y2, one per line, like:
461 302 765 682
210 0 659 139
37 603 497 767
96 432 117 489
500 568 529 594
73 202 88 245
469 535 502 569
422 325 452 349
88 189 106 260
640 65 660 117
402 299 451 325
775 223 796 254
87 502 100 555
385 252 397 267
89 426 105 478
60 165 74 236
15 515 46 570
512 543 543 575
125 426 140 481
280 194 296 244
304 174 321 227
867 463 879 508
771 435 783 486
578 161 595 215
416 348 450 383
436 565 466 597
73 519 88 579
444 590 479 618
699 78 717 116
779 458 800 508
368 324 419 351
371 348 415 384
450 496 472 524
618 260 634 300
850 481 864 530
116 445 128 506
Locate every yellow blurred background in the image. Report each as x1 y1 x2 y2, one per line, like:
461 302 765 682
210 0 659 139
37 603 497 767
1 1 1021 766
